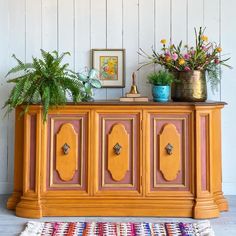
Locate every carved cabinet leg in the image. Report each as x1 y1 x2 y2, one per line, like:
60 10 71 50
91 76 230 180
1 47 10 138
212 108 229 212
15 109 43 218
7 107 24 210
193 107 222 219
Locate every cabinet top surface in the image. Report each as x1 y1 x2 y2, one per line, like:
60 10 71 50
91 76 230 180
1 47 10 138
54 100 226 106
24 100 227 109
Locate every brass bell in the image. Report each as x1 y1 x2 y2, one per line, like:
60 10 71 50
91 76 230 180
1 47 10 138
128 72 139 94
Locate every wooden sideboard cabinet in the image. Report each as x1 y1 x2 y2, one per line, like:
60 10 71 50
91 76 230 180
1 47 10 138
7 101 228 219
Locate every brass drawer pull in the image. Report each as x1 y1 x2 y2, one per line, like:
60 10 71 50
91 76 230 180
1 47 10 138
62 143 70 155
165 143 173 155
113 143 122 155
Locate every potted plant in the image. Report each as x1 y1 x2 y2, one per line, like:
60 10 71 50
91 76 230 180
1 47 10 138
147 70 174 102
3 50 101 121
77 68 102 101
139 27 232 102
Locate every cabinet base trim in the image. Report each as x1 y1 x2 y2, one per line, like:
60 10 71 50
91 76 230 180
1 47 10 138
214 191 229 212
7 191 22 210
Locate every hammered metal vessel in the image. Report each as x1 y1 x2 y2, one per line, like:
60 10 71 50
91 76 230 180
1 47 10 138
172 70 207 102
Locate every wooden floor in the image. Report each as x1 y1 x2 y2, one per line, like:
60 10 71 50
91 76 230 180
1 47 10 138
0 195 235 235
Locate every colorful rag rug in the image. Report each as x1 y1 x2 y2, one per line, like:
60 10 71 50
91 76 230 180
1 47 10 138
20 221 214 236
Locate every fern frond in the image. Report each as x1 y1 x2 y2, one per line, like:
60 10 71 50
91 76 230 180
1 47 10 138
4 49 92 121
6 63 33 77
41 86 50 121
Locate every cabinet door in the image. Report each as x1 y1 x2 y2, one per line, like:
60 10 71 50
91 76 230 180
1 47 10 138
94 111 142 196
146 112 193 196
45 112 89 195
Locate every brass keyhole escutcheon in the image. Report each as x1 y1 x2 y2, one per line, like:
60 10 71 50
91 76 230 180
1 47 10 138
113 143 122 155
165 143 173 155
62 143 70 155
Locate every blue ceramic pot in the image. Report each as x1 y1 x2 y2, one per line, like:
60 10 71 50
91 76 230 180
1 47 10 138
152 85 170 102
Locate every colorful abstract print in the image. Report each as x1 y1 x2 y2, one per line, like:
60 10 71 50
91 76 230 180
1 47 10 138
100 56 118 81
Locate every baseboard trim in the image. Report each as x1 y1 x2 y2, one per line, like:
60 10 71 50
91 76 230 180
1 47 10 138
223 182 236 195
0 182 13 194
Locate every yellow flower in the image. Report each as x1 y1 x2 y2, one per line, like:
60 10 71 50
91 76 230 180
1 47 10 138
178 58 186 65
216 47 222 53
201 35 208 42
160 39 167 45
108 60 115 67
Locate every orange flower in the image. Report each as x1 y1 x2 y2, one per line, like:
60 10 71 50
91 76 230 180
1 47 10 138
165 55 172 62
216 47 222 53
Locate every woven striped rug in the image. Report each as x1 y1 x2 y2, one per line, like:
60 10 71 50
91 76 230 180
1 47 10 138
20 221 214 236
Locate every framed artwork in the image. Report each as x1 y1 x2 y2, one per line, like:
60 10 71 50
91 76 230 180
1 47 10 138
92 49 125 88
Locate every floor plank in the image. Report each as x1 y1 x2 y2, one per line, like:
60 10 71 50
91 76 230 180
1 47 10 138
0 195 235 235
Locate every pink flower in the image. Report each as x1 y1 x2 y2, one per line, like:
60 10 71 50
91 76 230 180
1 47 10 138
184 66 191 71
214 58 220 64
202 46 208 51
165 51 171 57
184 53 191 60
190 50 195 55
172 53 178 61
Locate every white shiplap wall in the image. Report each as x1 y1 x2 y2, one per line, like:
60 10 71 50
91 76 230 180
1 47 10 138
0 0 236 194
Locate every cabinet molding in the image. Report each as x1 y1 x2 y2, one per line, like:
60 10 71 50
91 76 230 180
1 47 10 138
7 102 228 219
108 123 129 182
56 123 78 182
159 123 181 182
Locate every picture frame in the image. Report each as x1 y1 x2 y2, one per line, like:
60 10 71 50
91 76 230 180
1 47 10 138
92 49 125 88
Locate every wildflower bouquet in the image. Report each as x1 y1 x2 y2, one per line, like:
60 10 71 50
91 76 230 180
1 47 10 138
139 27 231 91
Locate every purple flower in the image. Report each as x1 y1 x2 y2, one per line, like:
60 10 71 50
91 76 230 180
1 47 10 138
184 53 191 60
184 66 191 71
202 46 208 51
165 51 171 57
172 53 178 61
190 50 195 55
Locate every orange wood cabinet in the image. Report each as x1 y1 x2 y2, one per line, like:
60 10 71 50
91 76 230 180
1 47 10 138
7 101 228 219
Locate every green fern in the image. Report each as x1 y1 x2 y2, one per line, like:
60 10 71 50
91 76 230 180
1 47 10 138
4 50 84 121
206 63 221 94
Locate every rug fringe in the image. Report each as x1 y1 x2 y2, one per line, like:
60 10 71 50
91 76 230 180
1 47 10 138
20 221 44 236
195 220 215 236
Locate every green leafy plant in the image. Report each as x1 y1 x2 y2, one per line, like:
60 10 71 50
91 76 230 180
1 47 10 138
4 49 84 121
77 68 102 101
147 70 175 86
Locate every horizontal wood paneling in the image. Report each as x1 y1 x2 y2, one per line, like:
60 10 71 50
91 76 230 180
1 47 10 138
0 0 235 194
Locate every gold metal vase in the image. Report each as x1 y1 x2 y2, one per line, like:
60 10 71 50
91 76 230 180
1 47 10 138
171 70 207 102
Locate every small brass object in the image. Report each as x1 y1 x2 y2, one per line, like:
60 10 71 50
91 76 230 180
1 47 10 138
62 143 70 155
128 72 140 94
113 143 122 155
165 143 173 155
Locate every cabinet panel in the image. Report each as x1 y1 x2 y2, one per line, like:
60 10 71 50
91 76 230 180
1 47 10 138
95 112 141 195
46 114 88 192
147 112 193 194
